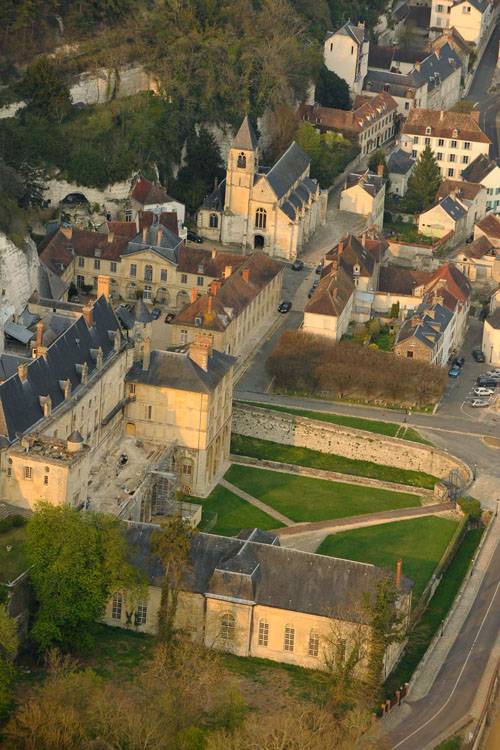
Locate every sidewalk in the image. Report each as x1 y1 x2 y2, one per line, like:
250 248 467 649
219 478 293 526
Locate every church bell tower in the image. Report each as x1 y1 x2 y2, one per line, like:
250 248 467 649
224 115 259 216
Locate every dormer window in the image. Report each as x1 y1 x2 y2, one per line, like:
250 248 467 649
237 152 247 169
425 126 431 135
452 129 458 138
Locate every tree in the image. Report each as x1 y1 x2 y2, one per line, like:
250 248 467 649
0 604 18 720
404 145 442 213
151 515 196 648
174 127 224 213
26 504 142 651
17 57 73 123
315 66 351 110
368 149 388 178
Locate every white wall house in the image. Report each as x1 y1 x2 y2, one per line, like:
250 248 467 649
324 22 369 94
482 310 500 365
418 196 468 240
339 171 386 230
449 0 494 45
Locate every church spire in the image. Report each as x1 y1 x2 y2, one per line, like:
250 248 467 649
232 115 259 151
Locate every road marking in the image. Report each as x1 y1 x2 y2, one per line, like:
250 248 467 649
392 576 500 749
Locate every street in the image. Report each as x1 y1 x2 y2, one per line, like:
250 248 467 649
468 25 500 158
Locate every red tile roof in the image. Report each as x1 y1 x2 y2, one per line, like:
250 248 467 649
40 228 129 276
436 179 484 202
476 213 500 240
131 176 174 206
402 109 491 143
176 247 245 277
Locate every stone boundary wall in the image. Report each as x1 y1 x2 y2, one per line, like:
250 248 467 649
232 404 473 484
230 455 434 499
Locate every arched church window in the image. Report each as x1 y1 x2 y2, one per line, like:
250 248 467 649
209 213 219 228
255 208 267 229
237 152 247 169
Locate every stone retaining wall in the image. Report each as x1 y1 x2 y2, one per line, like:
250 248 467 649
232 404 473 484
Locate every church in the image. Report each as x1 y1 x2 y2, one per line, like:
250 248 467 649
197 117 326 261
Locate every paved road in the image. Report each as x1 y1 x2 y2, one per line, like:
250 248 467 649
388 532 500 750
468 25 500 158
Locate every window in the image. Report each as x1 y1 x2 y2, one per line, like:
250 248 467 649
77 275 85 288
130 263 137 277
197 276 204 286
182 463 192 476
125 209 133 221
145 405 152 420
448 168 454 177
181 273 188 284
462 155 469 164
160 268 168 282
129 383 136 395
351 45 354 55
437 152 443 161
436 4 443 11
405 101 410 111
438 138 444 147
135 602 147 625
255 207 267 229
144 264 153 282
43 475 49 485
449 154 455 163
284 625 295 652
411 150 417 159
463 4 470 12
220 612 236 642
112 593 123 620
424 137 430 146
258 619 269 647
308 631 319 657
464 142 471 150
94 258 101 270
24 466 32 480
143 285 152 301
425 127 431 135
450 140 457 149
413 136 419 144
237 152 246 169
209 213 218 228
110 261 117 273
78 257 85 268
407 350 414 358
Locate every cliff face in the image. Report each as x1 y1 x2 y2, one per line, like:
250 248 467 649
0 233 40 354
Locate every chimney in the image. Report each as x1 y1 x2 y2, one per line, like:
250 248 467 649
136 214 141 233
142 336 151 371
39 395 52 418
377 162 384 178
210 280 221 295
211 249 217 258
76 361 88 385
142 226 148 242
107 231 114 243
17 363 28 382
439 110 444 121
395 559 403 590
207 295 213 315
361 233 367 247
97 274 111 301
35 320 44 348
338 239 344 256
190 287 197 303
33 345 48 360
83 303 93 328
156 226 162 246
242 268 250 283
188 334 213 372
61 225 73 240
414 62 420 72
224 265 232 279
59 379 72 400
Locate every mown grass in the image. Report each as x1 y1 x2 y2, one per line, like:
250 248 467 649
197 484 283 536
316 517 460 603
231 434 437 489
225 465 420 524
237 401 429 443
384 527 483 697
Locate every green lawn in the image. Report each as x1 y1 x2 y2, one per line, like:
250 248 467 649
316 517 459 603
237 401 428 443
197 484 283 536
0 526 28 584
385 527 483 696
225 465 420 524
231 435 436 489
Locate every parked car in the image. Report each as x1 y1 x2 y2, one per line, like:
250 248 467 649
477 377 498 388
151 307 161 320
278 301 292 313
308 287 316 298
291 259 304 271
485 370 500 378
472 349 486 363
187 230 203 243
312 279 319 289
471 399 490 408
165 312 175 324
453 356 465 368
315 263 323 274
448 365 461 378
473 387 495 397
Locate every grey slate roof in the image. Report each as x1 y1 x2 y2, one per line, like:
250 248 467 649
0 354 29 382
413 43 462 93
345 171 385 198
364 69 422 97
397 302 453 349
123 224 182 264
280 202 296 220
37 263 69 301
134 298 152 324
232 116 259 151
4 321 35 345
125 348 235 394
439 196 467 221
461 154 498 183
124 524 413 623
201 179 226 211
333 21 366 45
486 309 500 330
0 296 123 442
266 142 311 200
388 149 416 176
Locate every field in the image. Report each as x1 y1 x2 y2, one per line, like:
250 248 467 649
225 465 420 524
197 485 283 536
231 434 437 489
316 516 460 602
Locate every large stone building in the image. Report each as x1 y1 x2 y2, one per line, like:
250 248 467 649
323 22 369 95
103 524 412 675
460 154 500 214
197 117 325 261
430 0 495 45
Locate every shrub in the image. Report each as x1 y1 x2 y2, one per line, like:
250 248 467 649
0 515 28 534
457 497 481 520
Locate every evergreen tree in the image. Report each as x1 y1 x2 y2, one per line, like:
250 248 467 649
368 149 388 178
17 58 72 124
404 145 442 213
315 66 351 110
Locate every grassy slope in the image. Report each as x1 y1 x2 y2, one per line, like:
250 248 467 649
231 435 437 489
225 465 420 524
197 485 283 536
0 526 28 584
316 517 459 602
237 401 429 443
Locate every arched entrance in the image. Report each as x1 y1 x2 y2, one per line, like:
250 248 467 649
254 234 265 249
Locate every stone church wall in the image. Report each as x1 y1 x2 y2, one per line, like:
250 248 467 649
232 403 472 483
